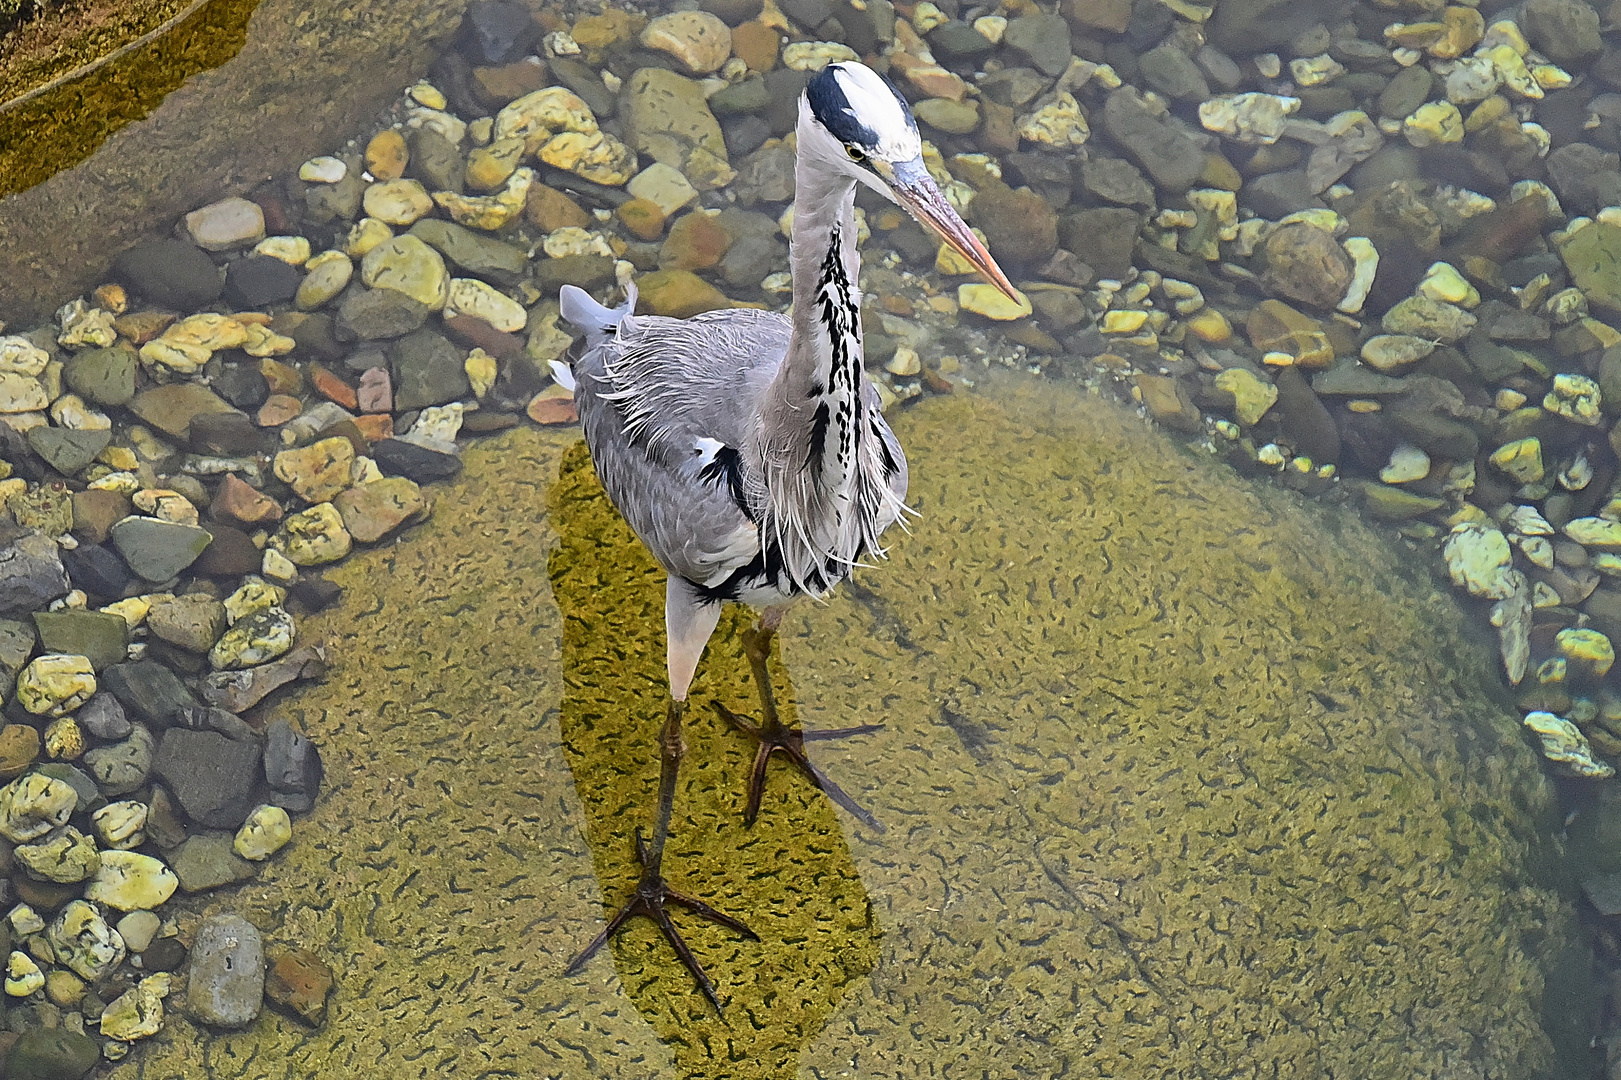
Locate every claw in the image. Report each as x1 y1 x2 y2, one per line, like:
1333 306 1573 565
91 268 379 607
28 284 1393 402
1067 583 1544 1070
711 701 886 832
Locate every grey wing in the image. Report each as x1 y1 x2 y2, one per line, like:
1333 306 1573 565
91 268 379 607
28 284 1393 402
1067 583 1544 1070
572 306 793 588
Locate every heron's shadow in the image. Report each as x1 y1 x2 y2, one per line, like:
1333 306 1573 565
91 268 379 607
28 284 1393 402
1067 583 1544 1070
545 440 879 1072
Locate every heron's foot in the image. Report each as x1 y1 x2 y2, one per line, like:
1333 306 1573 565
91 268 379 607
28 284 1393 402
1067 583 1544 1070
565 829 757 1015
710 702 885 832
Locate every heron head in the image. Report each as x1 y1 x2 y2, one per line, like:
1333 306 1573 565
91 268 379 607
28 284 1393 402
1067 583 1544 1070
802 62 1019 301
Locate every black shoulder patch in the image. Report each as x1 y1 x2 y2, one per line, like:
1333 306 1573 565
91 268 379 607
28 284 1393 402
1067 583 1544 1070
696 445 751 517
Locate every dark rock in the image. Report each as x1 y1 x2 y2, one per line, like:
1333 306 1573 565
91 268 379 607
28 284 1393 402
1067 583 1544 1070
187 913 265 1027
101 661 199 727
212 362 271 410
174 705 258 743
1243 169 1323 219
733 141 797 206
708 75 772 115
25 427 109 477
336 288 431 340
1387 409 1480 460
109 518 212 582
201 644 326 713
978 67 1049 109
1522 0 1602 64
1058 207 1139 280
1545 143 1621 216
140 936 188 972
264 718 323 812
531 254 616 295
1100 86 1207 195
60 544 131 600
407 127 464 195
288 576 343 612
283 312 346 363
111 238 223 309
0 532 68 619
721 114 773 158
1002 13 1072 76
127 383 241 443
778 0 834 28
701 0 764 23
145 785 189 850
458 0 539 65
31 611 127 671
80 724 155 797
62 343 136 407
1079 155 1154 208
189 411 271 456
1264 223 1352 310
1379 64 1434 121
969 181 1059 267
928 20 996 61
222 256 301 308
389 329 470 410
1272 367 1340 463
76 693 130 741
719 234 787 290
371 438 464 483
408 220 525 285
1208 0 1349 53
155 729 262 829
5 1027 98 1080
548 57 615 118
763 68 814 135
193 525 262 578
1139 43 1209 101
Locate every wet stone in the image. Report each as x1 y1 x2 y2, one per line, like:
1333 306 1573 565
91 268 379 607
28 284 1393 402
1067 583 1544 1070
223 256 301 309
5 1028 98 1080
111 238 224 310
127 383 240 443
336 288 430 340
458 0 538 65
81 725 156 797
154 729 261 829
62 343 136 407
26 428 108 477
109 518 212 583
212 362 271 410
264 718 323 813
187 914 264 1028
76 692 129 740
100 662 199 728
409 220 526 285
407 127 464 196
266 949 333 1025
146 595 227 655
31 611 127 671
372 438 464 483
0 532 69 619
389 329 470 410
1100 86 1208 195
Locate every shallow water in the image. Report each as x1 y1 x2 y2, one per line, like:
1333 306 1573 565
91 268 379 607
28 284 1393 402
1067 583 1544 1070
96 371 1580 1079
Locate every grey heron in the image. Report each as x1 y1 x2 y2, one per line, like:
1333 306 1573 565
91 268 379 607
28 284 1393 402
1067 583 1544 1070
558 60 1017 1011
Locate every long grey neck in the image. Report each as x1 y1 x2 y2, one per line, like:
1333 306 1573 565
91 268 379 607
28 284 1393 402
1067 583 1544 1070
748 138 877 594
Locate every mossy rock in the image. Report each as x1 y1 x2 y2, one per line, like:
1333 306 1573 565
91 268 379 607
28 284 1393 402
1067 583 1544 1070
116 374 1580 1078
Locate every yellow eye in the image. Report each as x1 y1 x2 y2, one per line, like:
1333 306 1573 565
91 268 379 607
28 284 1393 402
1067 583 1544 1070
846 144 866 162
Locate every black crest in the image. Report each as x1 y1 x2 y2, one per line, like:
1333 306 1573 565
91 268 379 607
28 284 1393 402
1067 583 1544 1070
805 63 916 149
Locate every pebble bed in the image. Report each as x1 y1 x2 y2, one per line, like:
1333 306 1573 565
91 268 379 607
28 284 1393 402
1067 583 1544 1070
4 0 1621 1072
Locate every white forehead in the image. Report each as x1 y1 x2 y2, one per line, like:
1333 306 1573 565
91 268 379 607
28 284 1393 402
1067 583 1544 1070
831 64 921 161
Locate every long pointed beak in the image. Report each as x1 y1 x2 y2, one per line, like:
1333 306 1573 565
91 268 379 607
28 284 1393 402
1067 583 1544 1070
887 161 1020 302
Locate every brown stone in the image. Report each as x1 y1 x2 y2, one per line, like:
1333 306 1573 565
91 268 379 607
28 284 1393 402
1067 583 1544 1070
571 9 645 49
527 385 579 425
259 356 303 394
0 725 41 780
1245 299 1336 368
257 394 303 427
525 184 592 233
889 52 968 102
352 414 395 443
979 100 1020 154
730 20 780 71
70 489 131 545
1135 374 1202 433
1063 0 1133 31
193 525 263 577
211 473 284 528
365 129 409 182
335 477 425 542
1263 222 1353 310
634 269 734 318
266 949 335 1026
443 314 525 362
310 364 358 410
111 310 175 345
969 182 1059 268
660 212 733 270
471 60 550 108
617 198 667 241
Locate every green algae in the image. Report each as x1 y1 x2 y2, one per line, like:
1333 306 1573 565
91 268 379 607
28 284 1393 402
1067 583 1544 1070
110 373 1581 1079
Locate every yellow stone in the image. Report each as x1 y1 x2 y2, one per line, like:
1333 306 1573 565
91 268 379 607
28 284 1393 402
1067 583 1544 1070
465 349 497 399
1430 6 1484 58
344 218 394 258
1417 262 1479 308
1489 437 1543 483
1404 101 1464 147
432 168 534 231
935 230 991 276
1557 628 1615 677
1213 368 1278 426
957 284 1033 321
1101 310 1149 334
1185 308 1231 343
16 655 96 718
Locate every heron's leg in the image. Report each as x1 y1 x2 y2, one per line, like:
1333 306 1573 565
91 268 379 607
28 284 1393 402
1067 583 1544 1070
566 580 757 1015
711 608 886 832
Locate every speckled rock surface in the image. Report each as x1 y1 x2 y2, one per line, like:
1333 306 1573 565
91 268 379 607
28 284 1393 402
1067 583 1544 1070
109 376 1575 1079
0 0 466 324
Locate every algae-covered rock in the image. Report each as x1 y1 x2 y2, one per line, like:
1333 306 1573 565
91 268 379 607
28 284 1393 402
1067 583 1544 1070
121 375 1581 1078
